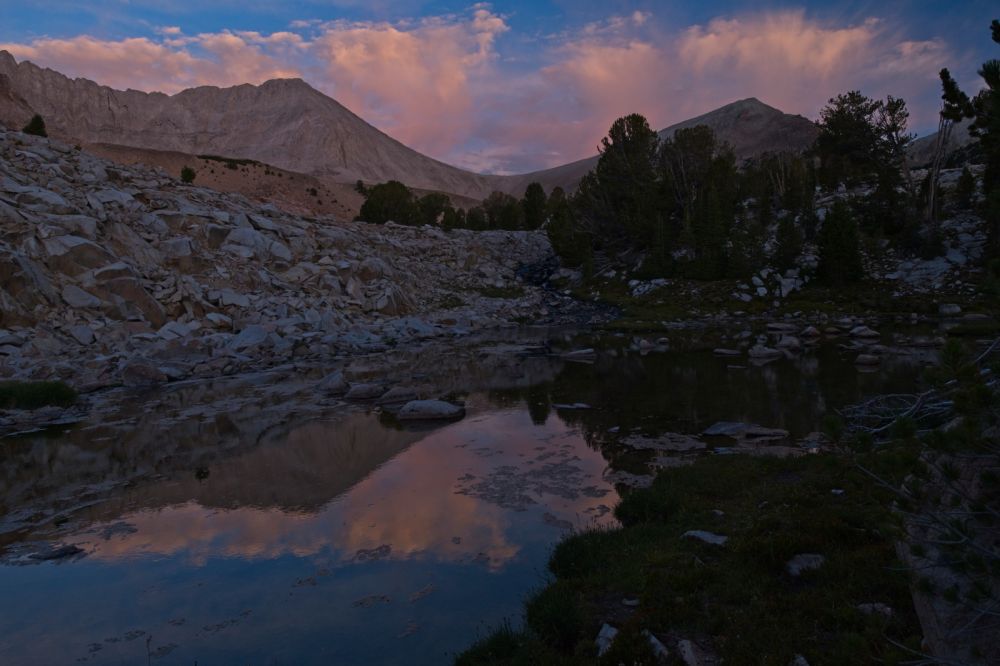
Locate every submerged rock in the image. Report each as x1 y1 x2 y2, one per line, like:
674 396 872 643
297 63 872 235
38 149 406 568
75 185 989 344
595 623 618 657
703 421 789 441
849 326 880 339
397 400 465 421
344 383 385 400
562 348 597 361
857 602 893 618
623 433 705 452
855 354 880 366
786 553 825 576
677 639 701 666
939 303 962 317
316 371 348 395
748 344 782 359
714 348 742 357
682 530 728 546
375 386 419 405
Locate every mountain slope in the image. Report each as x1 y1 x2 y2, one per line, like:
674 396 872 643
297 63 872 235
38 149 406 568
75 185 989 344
0 51 818 200
0 50 508 199
907 119 976 167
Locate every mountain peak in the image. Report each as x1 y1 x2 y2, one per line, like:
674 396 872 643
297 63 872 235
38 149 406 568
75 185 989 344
0 51 819 200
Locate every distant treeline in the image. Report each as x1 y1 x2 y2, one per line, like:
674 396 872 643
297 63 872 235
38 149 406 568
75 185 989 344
355 179 553 232
356 20 999 288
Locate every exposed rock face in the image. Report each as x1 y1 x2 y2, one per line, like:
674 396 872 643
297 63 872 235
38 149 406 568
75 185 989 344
0 50 509 199
0 51 818 199
0 126 562 388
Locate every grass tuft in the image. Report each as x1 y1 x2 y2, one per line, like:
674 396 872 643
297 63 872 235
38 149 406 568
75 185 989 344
456 453 924 665
0 381 77 410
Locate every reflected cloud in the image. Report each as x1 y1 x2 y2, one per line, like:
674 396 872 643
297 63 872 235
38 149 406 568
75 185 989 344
69 411 613 572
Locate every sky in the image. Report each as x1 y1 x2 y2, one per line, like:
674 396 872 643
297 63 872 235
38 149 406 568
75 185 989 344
0 1 996 174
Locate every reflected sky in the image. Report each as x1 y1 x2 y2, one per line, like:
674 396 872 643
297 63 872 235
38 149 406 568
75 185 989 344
0 406 617 665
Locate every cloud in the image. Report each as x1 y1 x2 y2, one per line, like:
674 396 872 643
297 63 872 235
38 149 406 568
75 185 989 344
0 8 956 174
504 10 951 172
308 8 508 155
0 33 300 93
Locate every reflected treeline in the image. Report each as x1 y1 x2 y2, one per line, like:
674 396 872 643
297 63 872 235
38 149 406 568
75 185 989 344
486 342 929 458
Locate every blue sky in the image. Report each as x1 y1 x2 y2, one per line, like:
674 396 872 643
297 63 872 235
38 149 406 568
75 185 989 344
1 1 996 173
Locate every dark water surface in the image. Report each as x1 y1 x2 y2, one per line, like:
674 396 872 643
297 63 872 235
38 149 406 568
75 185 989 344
0 331 932 664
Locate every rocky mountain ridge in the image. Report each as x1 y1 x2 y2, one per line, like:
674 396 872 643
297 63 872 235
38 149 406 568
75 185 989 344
0 51 819 200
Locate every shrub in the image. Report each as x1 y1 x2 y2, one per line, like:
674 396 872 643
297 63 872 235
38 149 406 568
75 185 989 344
180 166 196 184
22 114 47 137
0 381 77 409
357 180 419 225
417 192 452 226
955 167 976 209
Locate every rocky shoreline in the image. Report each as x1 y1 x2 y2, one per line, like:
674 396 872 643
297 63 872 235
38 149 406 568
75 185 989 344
0 128 607 392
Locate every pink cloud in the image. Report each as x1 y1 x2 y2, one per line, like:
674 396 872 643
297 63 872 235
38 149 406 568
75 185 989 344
0 33 299 94
500 10 951 172
309 9 508 155
0 9 955 174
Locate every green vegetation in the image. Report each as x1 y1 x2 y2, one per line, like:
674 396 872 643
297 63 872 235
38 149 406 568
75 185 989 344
22 114 47 137
546 186 592 273
0 381 77 410
196 154 260 170
812 91 912 195
939 20 1000 255
457 453 922 665
955 166 977 208
522 182 548 230
357 180 419 224
180 165 196 184
817 201 863 286
356 179 552 231
543 113 815 281
418 192 452 226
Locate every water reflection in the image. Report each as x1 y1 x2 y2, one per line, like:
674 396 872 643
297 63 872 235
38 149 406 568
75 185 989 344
0 333 931 665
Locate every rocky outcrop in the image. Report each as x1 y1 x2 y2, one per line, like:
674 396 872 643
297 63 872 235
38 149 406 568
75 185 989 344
0 126 563 389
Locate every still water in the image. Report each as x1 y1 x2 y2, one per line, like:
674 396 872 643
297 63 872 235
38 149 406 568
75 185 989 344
0 331 930 664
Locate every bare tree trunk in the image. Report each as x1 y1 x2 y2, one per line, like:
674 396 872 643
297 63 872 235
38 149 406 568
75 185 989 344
927 116 954 228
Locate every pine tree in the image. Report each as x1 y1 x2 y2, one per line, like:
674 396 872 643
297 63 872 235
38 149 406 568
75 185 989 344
576 113 662 252
817 202 863 286
22 114 47 137
546 187 592 272
938 21 1000 254
522 182 547 230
